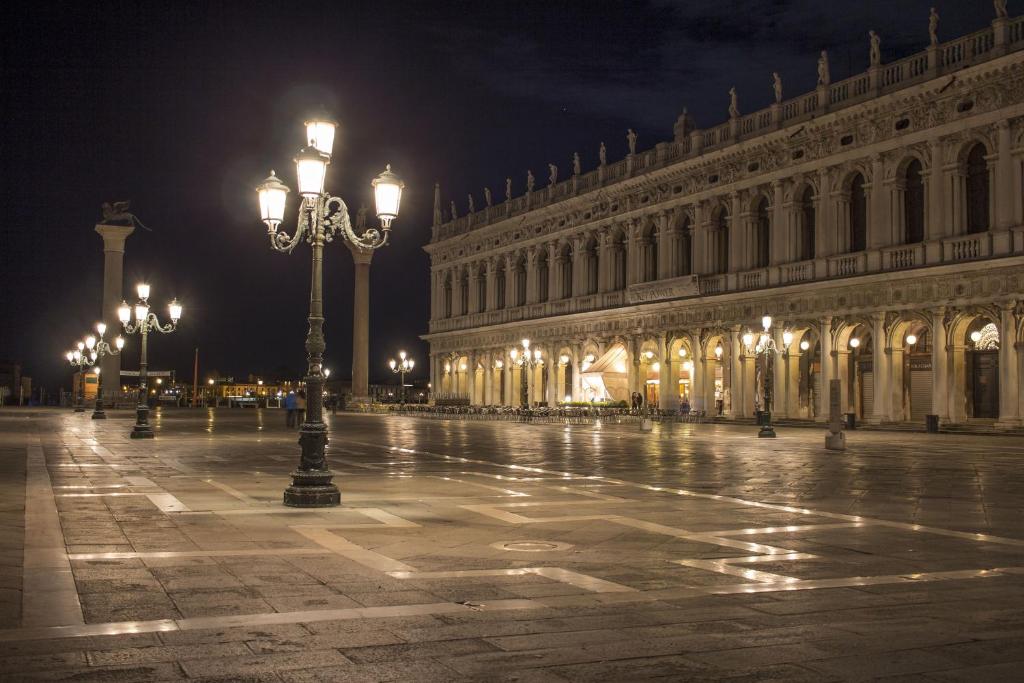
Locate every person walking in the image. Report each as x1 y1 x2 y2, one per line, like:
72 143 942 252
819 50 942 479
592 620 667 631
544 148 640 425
284 390 297 428
295 390 307 428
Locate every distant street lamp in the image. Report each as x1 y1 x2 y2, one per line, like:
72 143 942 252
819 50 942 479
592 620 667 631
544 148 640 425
741 315 793 438
84 323 125 419
509 338 543 407
387 351 414 403
256 113 405 508
66 341 95 412
119 284 181 439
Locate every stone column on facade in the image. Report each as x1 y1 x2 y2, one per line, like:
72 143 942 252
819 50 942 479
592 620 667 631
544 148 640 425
869 312 889 424
655 212 672 280
817 317 834 421
889 341 906 423
545 242 559 301
484 260 497 311
624 220 640 286
994 121 1015 255
836 347 852 415
728 326 743 418
546 354 558 406
349 245 374 404
467 268 480 314
771 181 785 266
95 222 135 397
786 346 801 418
659 342 678 412
691 203 706 275
868 154 888 251
773 326 788 418
524 247 538 304
482 352 493 405
931 308 949 420
997 301 1020 427
691 335 706 414
729 193 743 274
816 168 832 258
571 235 585 297
571 356 583 401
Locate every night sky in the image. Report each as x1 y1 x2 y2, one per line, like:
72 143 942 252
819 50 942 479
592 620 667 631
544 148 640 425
0 1 991 393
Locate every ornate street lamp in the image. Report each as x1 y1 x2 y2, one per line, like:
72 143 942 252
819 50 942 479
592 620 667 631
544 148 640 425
387 351 414 404
84 323 125 419
66 342 94 412
256 114 404 508
119 284 181 438
509 338 543 407
741 315 793 438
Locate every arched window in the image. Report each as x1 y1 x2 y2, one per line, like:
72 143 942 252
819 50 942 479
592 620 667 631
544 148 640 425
537 249 549 302
849 173 867 253
643 224 658 282
613 231 627 290
459 270 469 314
755 197 770 268
966 143 990 234
443 274 452 318
798 186 816 261
714 209 729 274
585 237 599 294
560 243 573 298
495 266 506 310
904 159 925 244
678 216 692 276
476 265 487 312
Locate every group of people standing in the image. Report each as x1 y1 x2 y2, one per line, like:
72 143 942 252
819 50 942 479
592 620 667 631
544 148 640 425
284 390 307 428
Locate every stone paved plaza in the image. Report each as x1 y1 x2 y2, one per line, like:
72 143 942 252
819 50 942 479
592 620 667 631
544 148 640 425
2 408 1024 681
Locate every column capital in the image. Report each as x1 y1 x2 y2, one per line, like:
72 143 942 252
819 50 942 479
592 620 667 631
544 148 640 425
94 223 135 252
348 243 374 265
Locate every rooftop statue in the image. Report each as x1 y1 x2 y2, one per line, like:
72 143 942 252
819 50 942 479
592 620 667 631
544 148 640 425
548 163 558 186
100 201 134 226
772 73 783 104
599 142 607 166
728 87 739 118
467 194 475 213
869 30 881 67
996 1 1008 19
527 170 535 193
484 187 492 207
505 177 512 202
929 7 940 46
817 50 830 86
626 129 637 156
450 200 457 220
573 152 581 176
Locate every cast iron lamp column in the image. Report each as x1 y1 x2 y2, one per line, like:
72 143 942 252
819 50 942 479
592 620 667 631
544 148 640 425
84 323 125 419
256 114 405 508
741 315 793 438
118 284 182 439
387 352 414 404
509 338 543 408
66 342 94 412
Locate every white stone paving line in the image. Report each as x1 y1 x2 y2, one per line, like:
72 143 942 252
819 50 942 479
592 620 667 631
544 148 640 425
23 437 84 628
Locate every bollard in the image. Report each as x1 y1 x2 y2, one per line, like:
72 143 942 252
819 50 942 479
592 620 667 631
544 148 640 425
825 379 846 451
640 418 653 432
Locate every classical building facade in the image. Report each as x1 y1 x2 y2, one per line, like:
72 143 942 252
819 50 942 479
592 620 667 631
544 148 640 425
423 10 1024 428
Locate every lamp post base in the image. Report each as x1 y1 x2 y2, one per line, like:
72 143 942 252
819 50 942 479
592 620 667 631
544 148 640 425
74 406 85 413
758 424 776 438
130 426 154 439
92 411 107 420
283 470 340 507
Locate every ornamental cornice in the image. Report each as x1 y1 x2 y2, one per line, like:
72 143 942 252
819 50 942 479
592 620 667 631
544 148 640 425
424 259 1024 353
428 56 1024 269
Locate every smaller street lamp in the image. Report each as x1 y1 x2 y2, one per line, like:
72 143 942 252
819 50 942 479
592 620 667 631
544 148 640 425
66 343 94 412
509 338 543 407
387 351 414 403
741 315 793 438
85 322 125 419
119 283 182 438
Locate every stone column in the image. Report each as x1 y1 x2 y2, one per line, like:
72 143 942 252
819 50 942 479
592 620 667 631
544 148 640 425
467 269 480 314
659 350 678 412
870 312 889 424
931 308 949 420
868 155 887 249
691 337 706 414
546 355 558 406
483 354 493 405
997 301 1020 427
771 181 785 266
773 327 787 417
728 326 743 417
571 356 583 401
927 139 946 242
818 317 834 421
95 222 135 398
349 245 373 404
729 193 742 273
468 351 478 405
547 242 559 301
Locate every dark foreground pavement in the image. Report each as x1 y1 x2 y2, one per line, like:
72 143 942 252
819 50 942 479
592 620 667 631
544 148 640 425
2 406 1024 681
